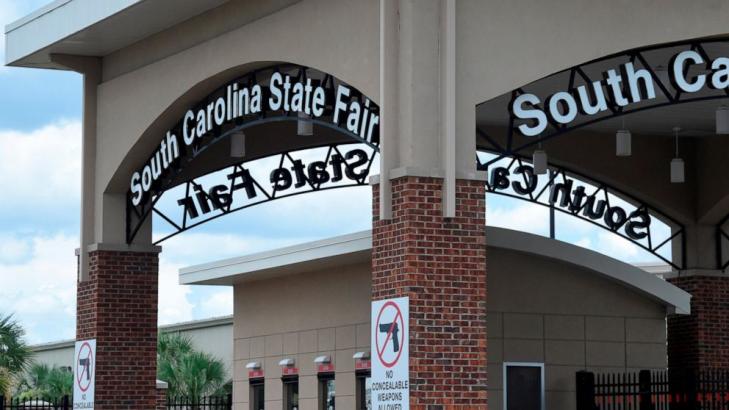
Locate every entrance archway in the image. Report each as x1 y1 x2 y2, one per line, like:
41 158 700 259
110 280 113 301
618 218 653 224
124 63 380 244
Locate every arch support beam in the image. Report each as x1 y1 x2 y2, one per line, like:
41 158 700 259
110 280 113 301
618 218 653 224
378 0 481 220
50 54 102 282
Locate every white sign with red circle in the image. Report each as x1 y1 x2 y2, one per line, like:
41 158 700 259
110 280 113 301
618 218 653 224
371 297 409 410
73 339 96 409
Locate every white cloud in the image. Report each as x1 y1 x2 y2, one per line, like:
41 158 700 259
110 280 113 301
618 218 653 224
0 233 78 344
160 231 319 266
0 229 288 341
197 290 233 318
593 231 641 260
487 200 549 235
158 258 194 325
0 234 31 263
574 237 592 249
0 120 81 205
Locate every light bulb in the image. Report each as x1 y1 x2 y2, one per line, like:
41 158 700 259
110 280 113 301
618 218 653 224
297 112 313 136
716 106 729 134
230 131 245 158
616 129 632 157
670 158 684 183
533 149 548 175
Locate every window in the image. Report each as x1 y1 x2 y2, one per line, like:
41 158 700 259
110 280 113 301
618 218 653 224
503 362 544 410
319 374 335 410
283 376 299 410
250 379 264 410
355 371 372 410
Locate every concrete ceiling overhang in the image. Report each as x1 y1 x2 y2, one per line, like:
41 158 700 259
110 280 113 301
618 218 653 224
4 0 231 69
475 37 729 226
476 38 729 143
179 227 691 315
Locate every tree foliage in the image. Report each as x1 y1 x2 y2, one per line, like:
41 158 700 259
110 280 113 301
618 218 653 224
157 332 230 397
0 314 33 395
14 364 73 400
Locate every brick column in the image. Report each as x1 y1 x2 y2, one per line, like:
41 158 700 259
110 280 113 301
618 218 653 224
156 385 168 410
667 275 729 370
77 248 160 409
372 176 488 408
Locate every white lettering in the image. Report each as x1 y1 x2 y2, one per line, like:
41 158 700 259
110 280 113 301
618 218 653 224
512 93 548 137
672 50 705 93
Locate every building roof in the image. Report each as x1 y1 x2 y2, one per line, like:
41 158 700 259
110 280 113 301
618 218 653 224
180 230 371 285
4 0 229 68
180 227 691 315
30 315 233 351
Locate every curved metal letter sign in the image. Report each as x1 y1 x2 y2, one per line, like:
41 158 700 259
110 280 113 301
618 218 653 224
126 64 380 244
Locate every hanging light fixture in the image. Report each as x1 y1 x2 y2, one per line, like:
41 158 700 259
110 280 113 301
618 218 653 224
297 111 313 136
230 130 246 158
716 106 729 134
670 127 684 184
533 142 548 175
616 117 631 157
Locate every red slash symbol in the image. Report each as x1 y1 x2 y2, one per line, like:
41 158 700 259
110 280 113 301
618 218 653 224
375 301 404 368
76 342 93 392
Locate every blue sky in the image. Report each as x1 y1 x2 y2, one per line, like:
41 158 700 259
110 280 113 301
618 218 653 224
0 1 664 345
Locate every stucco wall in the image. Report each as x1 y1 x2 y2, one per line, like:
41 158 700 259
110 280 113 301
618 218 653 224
487 248 667 410
232 247 668 410
32 344 75 370
233 263 371 410
164 319 234 378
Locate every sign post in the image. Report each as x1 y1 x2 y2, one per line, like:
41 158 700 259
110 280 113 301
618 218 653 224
371 297 409 410
73 339 96 410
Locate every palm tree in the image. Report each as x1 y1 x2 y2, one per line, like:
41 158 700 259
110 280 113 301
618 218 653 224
14 364 73 400
0 314 33 395
157 332 229 398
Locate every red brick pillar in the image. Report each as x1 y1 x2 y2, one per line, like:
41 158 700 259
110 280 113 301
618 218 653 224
667 275 729 371
156 385 168 410
372 176 488 408
77 248 160 409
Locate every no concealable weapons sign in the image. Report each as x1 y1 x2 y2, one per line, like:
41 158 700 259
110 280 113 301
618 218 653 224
371 297 409 410
73 339 96 409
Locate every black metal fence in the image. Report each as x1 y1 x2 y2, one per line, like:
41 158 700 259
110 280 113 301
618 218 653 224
166 395 232 409
577 369 729 410
0 396 70 409
0 395 232 410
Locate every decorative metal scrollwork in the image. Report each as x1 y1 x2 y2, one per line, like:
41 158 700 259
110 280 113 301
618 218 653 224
478 151 685 269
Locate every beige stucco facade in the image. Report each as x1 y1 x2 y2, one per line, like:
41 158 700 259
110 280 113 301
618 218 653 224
233 264 371 409
228 232 672 410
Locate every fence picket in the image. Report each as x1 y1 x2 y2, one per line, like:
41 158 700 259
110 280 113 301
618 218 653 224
0 395 231 410
577 368 729 410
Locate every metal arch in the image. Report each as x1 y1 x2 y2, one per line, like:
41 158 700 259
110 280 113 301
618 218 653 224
130 142 378 245
477 150 686 270
477 38 729 169
126 63 380 244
